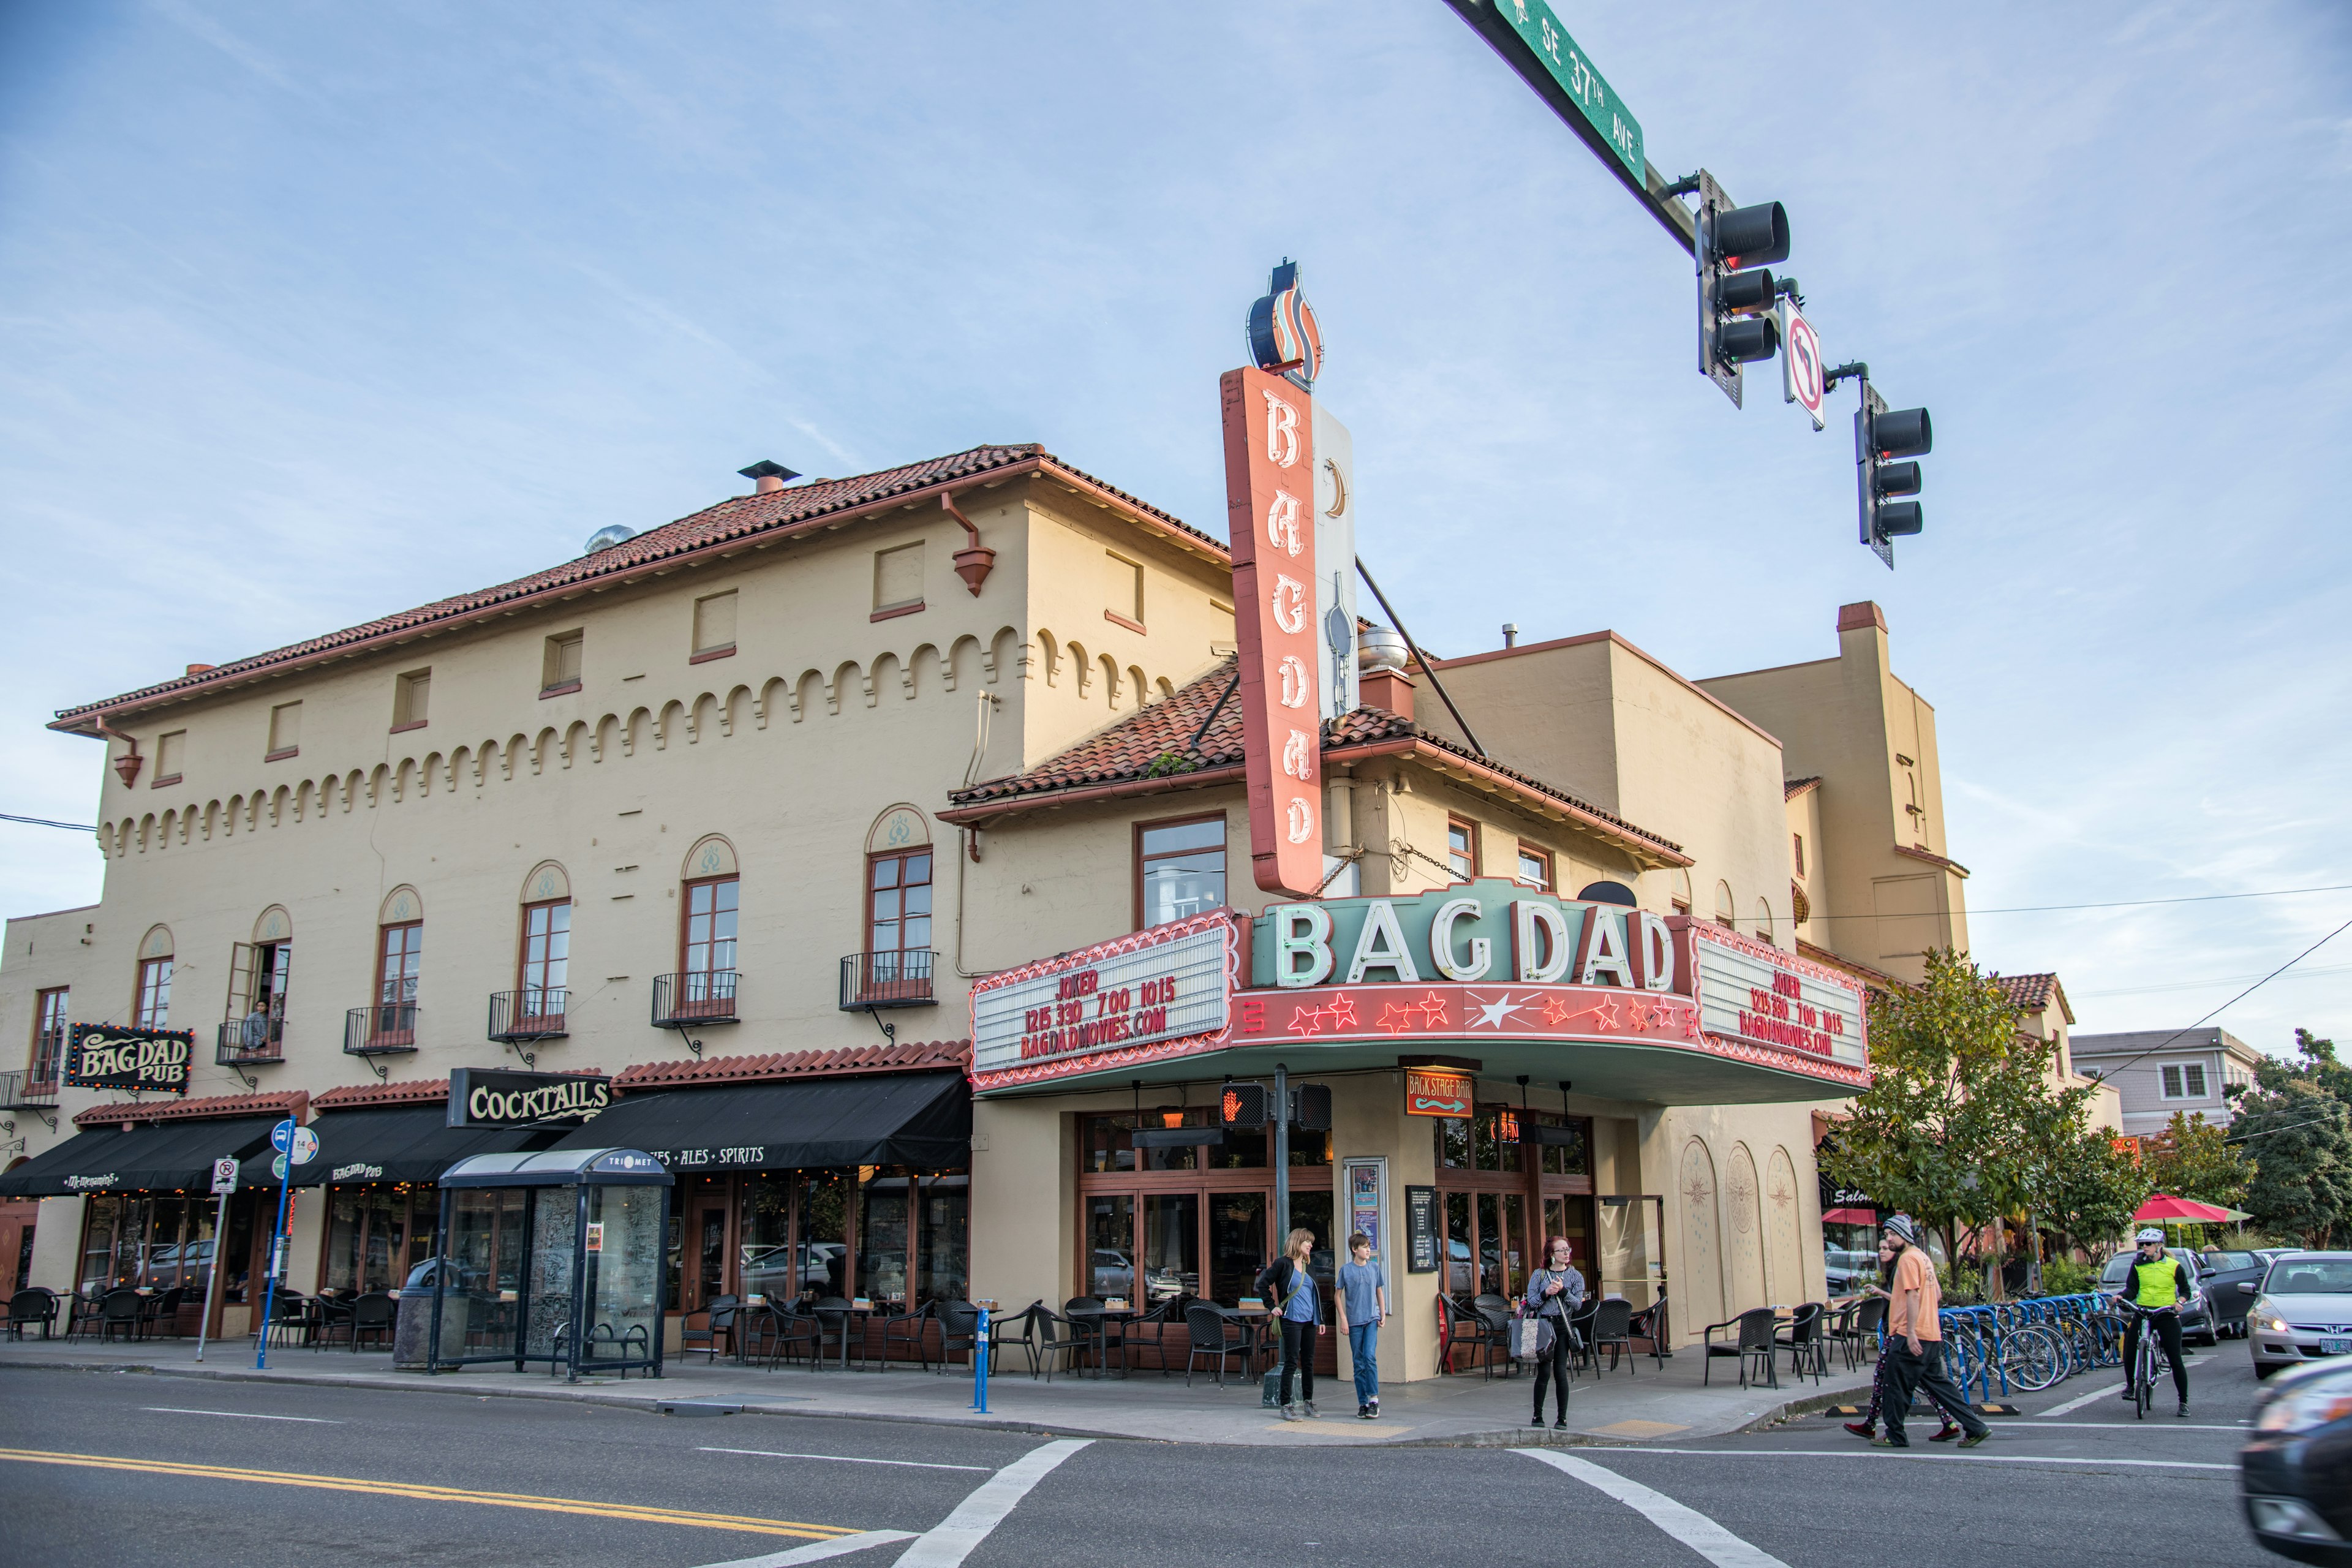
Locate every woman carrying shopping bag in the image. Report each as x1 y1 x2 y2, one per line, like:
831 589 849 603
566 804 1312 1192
1523 1235 1586 1430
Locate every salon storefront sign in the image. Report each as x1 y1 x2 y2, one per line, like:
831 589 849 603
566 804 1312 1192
64 1022 194 1095
970 910 1242 1092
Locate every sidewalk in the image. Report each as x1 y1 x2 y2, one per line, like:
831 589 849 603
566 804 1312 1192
0 1331 1868 1447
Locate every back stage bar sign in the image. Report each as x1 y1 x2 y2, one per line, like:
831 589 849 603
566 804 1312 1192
972 910 1238 1088
64 1022 194 1095
447 1067 612 1129
1404 1068 1473 1117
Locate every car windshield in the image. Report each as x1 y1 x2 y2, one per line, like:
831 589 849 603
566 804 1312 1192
2265 1260 2352 1294
2203 1251 2257 1270
2100 1256 2134 1284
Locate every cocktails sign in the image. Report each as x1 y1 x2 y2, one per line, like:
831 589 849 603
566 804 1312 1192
446 1067 612 1129
63 1022 194 1095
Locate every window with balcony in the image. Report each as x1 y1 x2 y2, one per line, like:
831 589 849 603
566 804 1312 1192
31 988 67 1087
542 630 584 695
221 938 292 1064
1136 815 1226 929
669 875 738 1017
1447 818 1479 880
848 848 933 1005
356 918 422 1050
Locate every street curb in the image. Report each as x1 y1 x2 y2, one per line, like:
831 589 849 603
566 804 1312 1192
1734 1381 1872 1433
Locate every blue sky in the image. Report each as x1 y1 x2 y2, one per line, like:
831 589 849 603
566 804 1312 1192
3 1 2346 1058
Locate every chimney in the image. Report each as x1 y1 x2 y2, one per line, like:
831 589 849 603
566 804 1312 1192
186 663 216 676
1360 665 1415 721
739 459 800 494
1502 623 1518 649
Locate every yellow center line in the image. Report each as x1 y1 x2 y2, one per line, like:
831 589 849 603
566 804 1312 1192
0 1448 860 1539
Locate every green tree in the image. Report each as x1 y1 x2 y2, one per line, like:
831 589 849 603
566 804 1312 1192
2033 1121 2148 1257
2233 1076 2352 1248
2143 1111 2251 1210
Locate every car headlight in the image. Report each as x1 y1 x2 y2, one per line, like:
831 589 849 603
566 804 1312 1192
2252 1298 2290 1333
2255 1366 2352 1434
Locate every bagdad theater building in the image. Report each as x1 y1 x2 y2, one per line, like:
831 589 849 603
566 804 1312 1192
1 263 1892 1381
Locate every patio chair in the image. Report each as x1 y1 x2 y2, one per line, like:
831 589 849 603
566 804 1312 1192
97 1289 145 1344
1587 1298 1636 1374
809 1297 864 1370
1063 1297 1107 1376
138 1287 184 1340
987 1301 1046 1378
1471 1294 1517 1379
310 1294 354 1351
679 1295 741 1365
1702 1306 1781 1389
1628 1291 1672 1365
7 1288 59 1340
1185 1303 1250 1387
1128 1295 1186 1375
1776 1302 1828 1384
263 1290 310 1349
1828 1297 1885 1372
1564 1298 1600 1375
1435 1293 1473 1374
64 1290 104 1342
881 1299 935 1370
933 1301 986 1373
1026 1304 1091 1384
347 1291 397 1352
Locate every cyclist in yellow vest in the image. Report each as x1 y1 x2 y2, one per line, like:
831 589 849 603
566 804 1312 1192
2120 1227 2192 1416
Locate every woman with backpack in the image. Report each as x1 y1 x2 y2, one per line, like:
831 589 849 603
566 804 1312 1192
1258 1228 1325 1420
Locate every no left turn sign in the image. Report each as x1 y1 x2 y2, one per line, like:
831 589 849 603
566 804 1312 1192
1779 301 1825 430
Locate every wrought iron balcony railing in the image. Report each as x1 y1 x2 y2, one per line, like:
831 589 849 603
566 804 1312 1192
839 950 937 1010
344 1001 420 1055
488 989 569 1043
0 1069 59 1109
217 1012 286 1066
651 971 737 1029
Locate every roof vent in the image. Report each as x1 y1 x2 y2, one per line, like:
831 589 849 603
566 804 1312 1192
1502 623 1518 649
739 459 801 494
583 524 638 555
1357 625 1408 673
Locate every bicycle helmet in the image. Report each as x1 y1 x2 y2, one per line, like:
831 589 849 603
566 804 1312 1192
2134 1227 2165 1244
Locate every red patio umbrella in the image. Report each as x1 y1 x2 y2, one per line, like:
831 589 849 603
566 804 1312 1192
2132 1194 2233 1223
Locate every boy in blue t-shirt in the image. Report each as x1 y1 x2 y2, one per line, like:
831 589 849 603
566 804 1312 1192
1336 1232 1387 1419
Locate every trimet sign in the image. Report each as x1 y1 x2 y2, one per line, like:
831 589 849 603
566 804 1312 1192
971 883 1867 1095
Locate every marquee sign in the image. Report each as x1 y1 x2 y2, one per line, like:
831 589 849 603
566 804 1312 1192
446 1068 612 1129
1673 919 1867 1066
1222 261 1328 898
971 910 1241 1091
1251 881 1682 994
64 1022 194 1095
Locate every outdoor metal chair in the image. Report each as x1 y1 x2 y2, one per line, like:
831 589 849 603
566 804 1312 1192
1829 1296 1885 1371
1588 1298 1637 1373
1628 1292 1672 1365
752 1302 819 1370
933 1301 986 1373
1026 1305 1091 1384
680 1294 741 1365
1434 1293 1472 1374
137 1287 183 1339
310 1294 355 1350
262 1290 310 1349
1564 1298 1600 1376
809 1297 865 1370
1777 1302 1828 1384
97 1289 145 1344
64 1290 104 1342
347 1291 397 1352
881 1299 935 1370
1185 1303 1250 1387
986 1300 1046 1378
7 1288 59 1340
1128 1294 1186 1375
1471 1294 1517 1379
1062 1297 1107 1375
1702 1306 1781 1389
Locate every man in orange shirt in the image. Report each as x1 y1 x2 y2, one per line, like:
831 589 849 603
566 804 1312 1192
1880 1213 1990 1449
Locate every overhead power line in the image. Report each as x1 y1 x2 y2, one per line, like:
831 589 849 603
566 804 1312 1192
2 812 96 833
2080 913 2352 1084
1804 881 2352 919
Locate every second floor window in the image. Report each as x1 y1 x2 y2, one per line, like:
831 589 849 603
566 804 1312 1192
543 631 584 694
1515 844 1551 891
682 876 739 982
230 940 293 1022
32 988 68 1085
1137 816 1226 929
2160 1063 2209 1099
521 900 570 1001
868 850 933 970
377 921 423 1007
135 956 173 1028
1447 818 1479 880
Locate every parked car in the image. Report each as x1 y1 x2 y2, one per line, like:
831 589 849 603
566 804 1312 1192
1824 1248 1880 1295
2240 1352 2352 1564
2247 1253 2352 1380
1090 1248 1132 1297
2098 1246 2220 1344
2206 1249 2272 1337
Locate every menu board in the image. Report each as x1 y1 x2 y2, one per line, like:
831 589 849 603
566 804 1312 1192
1404 1185 1439 1275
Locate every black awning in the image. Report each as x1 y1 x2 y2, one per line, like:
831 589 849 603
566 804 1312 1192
0 1115 280 1197
236 1106 564 1189
548 1071 970 1174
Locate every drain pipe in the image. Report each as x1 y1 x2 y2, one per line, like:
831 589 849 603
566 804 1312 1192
941 491 997 595
95 712 143 790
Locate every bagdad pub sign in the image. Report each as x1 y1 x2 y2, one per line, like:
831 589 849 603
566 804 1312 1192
447 1067 612 1129
64 1022 194 1095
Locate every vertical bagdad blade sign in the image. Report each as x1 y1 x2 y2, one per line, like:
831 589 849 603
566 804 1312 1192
1222 261 1352 898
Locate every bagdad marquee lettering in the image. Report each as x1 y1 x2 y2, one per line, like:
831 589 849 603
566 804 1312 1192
64 1022 194 1095
1251 881 1680 993
446 1067 612 1129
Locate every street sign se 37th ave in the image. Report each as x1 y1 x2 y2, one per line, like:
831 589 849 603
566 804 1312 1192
1491 0 1642 178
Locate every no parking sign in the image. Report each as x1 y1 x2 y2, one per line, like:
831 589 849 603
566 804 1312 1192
1779 300 1826 430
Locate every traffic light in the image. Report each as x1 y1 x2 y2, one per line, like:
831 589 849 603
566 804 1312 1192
1695 170 1789 407
1221 1080 1267 1129
1857 385 1932 567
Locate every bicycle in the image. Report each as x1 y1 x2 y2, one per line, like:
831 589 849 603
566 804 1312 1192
2125 1302 2177 1420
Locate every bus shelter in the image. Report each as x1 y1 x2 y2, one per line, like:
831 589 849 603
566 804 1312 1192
427 1147 671 1382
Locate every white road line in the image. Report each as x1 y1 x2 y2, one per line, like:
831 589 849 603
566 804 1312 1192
1616 1447 2232 1472
692 1531 918 1568
2037 1381 2129 1417
141 1407 341 1424
2022 1422 2247 1431
1518 1450 1790 1568
891 1438 1091 1568
701 1447 989 1472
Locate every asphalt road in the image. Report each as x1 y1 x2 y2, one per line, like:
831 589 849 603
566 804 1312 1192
0 1343 2278 1568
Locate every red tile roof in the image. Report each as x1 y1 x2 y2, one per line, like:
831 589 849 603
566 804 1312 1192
1992 971 2073 1022
613 1041 970 1091
53 445 1223 731
1785 776 1821 799
945 657 1686 859
77 1090 307 1127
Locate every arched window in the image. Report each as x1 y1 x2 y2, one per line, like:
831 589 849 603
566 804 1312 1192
1753 898 1774 944
225 907 295 1063
858 809 934 1001
677 837 739 1015
1713 881 1736 929
516 862 572 1033
370 887 423 1048
134 925 174 1028
1670 869 1693 915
